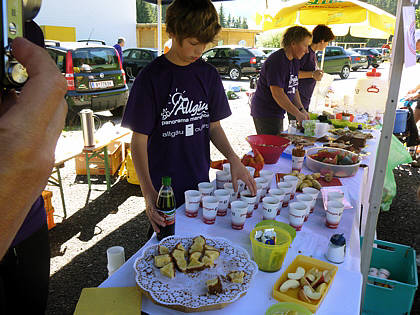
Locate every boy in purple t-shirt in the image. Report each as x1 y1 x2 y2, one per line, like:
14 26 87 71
122 0 256 234
251 26 311 135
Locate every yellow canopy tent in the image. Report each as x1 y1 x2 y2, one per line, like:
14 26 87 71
256 0 396 39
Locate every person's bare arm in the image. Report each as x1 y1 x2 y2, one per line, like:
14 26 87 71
293 91 310 120
209 121 256 195
131 132 165 233
0 37 67 259
269 86 308 122
298 69 323 81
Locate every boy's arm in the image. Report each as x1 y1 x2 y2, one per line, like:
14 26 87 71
209 121 256 195
131 132 166 233
270 86 308 122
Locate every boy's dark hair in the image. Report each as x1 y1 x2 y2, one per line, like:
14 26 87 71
166 0 221 44
282 26 312 48
312 24 335 44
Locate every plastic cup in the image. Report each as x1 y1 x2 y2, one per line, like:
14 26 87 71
328 191 345 203
254 183 263 209
240 190 257 218
255 177 269 201
230 200 248 230
288 201 307 231
216 170 230 189
202 196 219 224
198 182 214 207
223 163 230 174
223 182 237 208
315 122 329 137
277 181 293 207
296 193 313 221
260 170 274 188
107 246 125 276
184 190 201 217
246 166 255 177
262 196 280 220
214 189 230 216
326 200 344 228
292 155 305 172
237 179 246 194
284 175 299 200
302 187 320 213
268 188 285 215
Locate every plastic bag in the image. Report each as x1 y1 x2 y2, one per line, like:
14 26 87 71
381 134 413 211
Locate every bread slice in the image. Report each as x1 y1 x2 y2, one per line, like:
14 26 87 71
189 235 206 254
154 254 172 268
206 277 223 295
171 249 187 273
158 245 169 255
160 262 175 279
227 271 245 284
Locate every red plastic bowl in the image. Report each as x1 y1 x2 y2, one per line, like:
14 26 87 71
246 135 290 164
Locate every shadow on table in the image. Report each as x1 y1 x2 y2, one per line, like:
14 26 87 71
46 211 151 315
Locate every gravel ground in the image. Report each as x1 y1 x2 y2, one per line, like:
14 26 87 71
44 84 420 314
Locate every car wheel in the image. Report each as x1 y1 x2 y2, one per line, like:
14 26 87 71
229 66 241 80
339 65 350 79
372 64 379 68
110 106 125 117
352 67 359 71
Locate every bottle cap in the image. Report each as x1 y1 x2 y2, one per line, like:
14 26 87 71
162 176 171 186
366 68 381 77
330 233 346 246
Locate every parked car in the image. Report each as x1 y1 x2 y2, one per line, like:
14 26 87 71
376 47 391 61
316 46 352 79
350 48 383 68
202 45 267 80
258 47 278 56
345 49 368 71
46 41 129 123
122 48 158 80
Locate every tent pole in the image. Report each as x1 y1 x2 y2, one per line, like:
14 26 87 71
157 0 162 56
360 0 410 311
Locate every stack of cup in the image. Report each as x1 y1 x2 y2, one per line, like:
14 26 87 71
223 182 237 208
328 191 345 204
259 170 274 189
198 182 214 207
223 163 231 174
107 246 125 277
288 202 307 231
184 190 201 217
296 193 313 221
230 200 248 230
202 196 219 224
283 175 299 200
240 190 257 218
262 196 280 220
268 188 285 215
325 200 344 228
216 170 230 189
255 177 268 201
302 187 320 213
214 189 230 216
277 181 293 208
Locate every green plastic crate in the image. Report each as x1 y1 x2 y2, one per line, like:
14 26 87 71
361 238 418 314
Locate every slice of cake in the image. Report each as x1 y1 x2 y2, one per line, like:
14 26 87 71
154 254 172 268
204 250 220 261
189 235 206 254
227 271 245 284
186 255 205 273
204 244 218 251
175 242 186 254
189 251 202 261
201 255 215 268
160 262 175 279
171 249 187 273
158 245 169 255
206 277 223 295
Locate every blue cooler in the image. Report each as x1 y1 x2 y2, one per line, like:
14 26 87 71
393 109 409 133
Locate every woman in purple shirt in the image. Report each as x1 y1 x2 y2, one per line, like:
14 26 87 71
251 26 311 135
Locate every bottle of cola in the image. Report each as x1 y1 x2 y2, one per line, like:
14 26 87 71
156 176 176 241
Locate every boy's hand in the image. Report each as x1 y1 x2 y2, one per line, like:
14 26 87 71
144 190 166 234
230 156 257 195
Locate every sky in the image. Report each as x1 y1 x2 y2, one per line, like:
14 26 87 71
213 0 267 29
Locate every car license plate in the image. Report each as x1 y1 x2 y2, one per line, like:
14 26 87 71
90 80 114 89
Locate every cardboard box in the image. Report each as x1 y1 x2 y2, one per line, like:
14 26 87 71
75 142 122 176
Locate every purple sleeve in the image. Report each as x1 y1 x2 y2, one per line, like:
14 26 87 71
121 71 157 135
299 52 310 70
265 55 287 89
208 69 231 122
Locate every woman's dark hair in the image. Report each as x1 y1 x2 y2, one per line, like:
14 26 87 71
312 24 335 44
282 26 312 48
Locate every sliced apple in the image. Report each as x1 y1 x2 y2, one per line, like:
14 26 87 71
298 288 311 303
311 272 324 288
305 273 315 282
288 266 305 280
323 270 332 284
300 276 312 288
279 279 300 292
303 285 322 300
316 282 327 295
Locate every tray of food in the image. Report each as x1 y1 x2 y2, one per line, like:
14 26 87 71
133 235 258 313
273 255 338 313
306 147 360 177
276 171 342 192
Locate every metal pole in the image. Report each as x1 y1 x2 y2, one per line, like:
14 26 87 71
360 0 409 311
157 0 162 56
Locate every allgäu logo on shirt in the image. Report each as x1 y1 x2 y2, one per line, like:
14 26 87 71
288 75 298 94
162 89 208 121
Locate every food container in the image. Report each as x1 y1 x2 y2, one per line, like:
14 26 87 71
265 302 312 315
246 135 290 164
305 147 360 177
250 226 291 272
255 220 297 241
273 255 338 313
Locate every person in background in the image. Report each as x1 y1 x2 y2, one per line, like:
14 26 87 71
406 30 420 123
250 26 311 135
0 22 67 314
295 24 335 120
113 37 125 62
121 0 256 235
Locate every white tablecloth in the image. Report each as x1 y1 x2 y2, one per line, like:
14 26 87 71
100 130 380 314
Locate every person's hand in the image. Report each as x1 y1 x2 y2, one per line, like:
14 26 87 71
229 156 257 196
313 70 324 81
144 189 166 233
295 109 310 123
406 92 420 101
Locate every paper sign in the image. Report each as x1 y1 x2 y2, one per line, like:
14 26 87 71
403 6 416 67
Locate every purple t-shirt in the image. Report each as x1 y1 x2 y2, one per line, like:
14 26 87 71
122 56 231 205
251 48 300 119
299 46 317 109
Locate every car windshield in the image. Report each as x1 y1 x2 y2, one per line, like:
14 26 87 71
72 48 120 71
249 48 266 57
369 49 380 55
346 50 358 55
